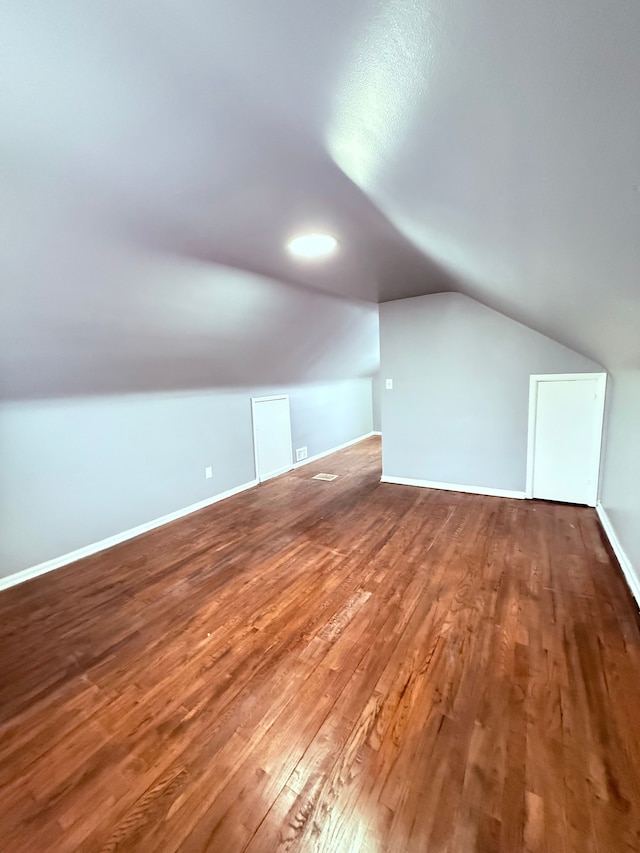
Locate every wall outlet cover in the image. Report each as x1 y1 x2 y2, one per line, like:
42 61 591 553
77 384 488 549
205 466 213 479
385 378 393 390
296 447 308 462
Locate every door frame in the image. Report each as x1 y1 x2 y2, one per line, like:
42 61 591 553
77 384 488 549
525 373 607 506
250 394 293 483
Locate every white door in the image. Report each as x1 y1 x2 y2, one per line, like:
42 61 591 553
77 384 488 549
526 374 606 506
251 395 293 482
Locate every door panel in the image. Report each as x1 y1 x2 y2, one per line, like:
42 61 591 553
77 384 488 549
530 376 604 506
252 397 293 482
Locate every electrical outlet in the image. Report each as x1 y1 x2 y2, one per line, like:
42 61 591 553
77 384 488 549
296 447 308 462
205 466 213 479
385 378 393 390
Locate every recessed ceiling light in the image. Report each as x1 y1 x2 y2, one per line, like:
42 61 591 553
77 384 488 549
287 232 338 259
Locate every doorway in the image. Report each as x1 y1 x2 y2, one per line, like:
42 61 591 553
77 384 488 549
526 373 607 506
251 395 293 482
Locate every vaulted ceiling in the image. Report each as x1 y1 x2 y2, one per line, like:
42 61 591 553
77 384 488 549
2 1 639 397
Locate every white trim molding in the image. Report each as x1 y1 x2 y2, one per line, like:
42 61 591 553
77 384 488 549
0 479 259 593
526 372 607 507
596 502 640 609
293 431 377 469
372 431 382 436
380 475 525 500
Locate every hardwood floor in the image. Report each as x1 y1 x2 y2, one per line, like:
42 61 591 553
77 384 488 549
1 436 639 852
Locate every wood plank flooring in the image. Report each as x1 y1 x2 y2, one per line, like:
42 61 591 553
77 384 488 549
1 436 639 852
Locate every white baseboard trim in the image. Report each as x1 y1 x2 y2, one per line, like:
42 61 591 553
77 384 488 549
596 502 640 609
292 431 377 469
372 431 382 436
380 475 526 500
0 479 259 593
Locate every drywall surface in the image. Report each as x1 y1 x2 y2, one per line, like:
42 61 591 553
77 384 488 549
3 1 640 369
380 293 601 491
599 369 640 585
0 379 372 578
371 372 382 432
289 380 373 458
1 245 380 400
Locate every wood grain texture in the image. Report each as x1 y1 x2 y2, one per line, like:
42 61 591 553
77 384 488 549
1 436 639 852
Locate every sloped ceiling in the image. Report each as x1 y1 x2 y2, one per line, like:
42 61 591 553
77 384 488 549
1 1 639 398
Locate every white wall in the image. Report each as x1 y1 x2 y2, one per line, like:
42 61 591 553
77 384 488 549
380 292 601 492
599 369 640 593
0 379 373 579
371 371 382 432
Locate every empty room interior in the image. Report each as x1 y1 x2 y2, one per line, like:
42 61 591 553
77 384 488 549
1 2 639 852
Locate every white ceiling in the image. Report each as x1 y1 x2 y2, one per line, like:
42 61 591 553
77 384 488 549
1 0 639 396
